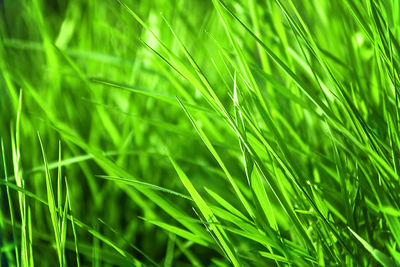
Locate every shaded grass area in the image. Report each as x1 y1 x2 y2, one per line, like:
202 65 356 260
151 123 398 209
1 0 400 266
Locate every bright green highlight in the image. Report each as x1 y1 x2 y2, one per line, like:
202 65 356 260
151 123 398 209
1 0 400 266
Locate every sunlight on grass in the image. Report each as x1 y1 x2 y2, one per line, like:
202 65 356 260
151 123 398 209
1 0 400 266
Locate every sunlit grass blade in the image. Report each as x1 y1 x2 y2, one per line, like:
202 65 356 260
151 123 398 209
65 177 80 267
38 133 63 266
169 156 240 266
349 227 397 266
97 175 192 200
176 97 254 220
141 218 209 247
2 138 20 267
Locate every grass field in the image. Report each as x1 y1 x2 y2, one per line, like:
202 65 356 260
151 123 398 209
1 0 400 266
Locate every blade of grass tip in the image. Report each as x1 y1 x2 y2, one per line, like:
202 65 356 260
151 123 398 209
0 178 138 264
140 217 209 247
65 176 80 267
90 78 215 115
119 5 228 145
232 72 252 186
55 147 68 265
118 0 218 110
139 38 231 142
211 0 270 116
215 0 333 117
160 16 216 97
348 227 397 266
60 185 69 266
232 73 280 238
175 97 254 220
160 15 243 130
37 133 62 266
90 78 175 104
228 94 316 248
2 139 20 267
169 156 240 266
96 175 192 200
27 153 94 175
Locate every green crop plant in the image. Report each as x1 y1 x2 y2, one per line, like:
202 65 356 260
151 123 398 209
1 0 400 266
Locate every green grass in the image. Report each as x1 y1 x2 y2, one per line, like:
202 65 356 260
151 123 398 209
1 0 400 266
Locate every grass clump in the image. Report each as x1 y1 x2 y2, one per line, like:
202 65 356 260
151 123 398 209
1 0 400 266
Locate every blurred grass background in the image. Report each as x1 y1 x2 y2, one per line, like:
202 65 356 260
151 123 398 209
1 0 400 266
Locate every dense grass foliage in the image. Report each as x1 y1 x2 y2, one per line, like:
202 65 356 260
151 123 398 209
1 0 400 266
